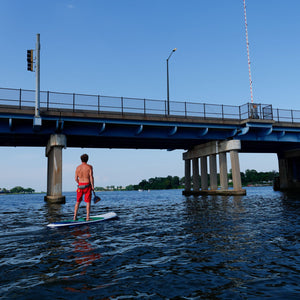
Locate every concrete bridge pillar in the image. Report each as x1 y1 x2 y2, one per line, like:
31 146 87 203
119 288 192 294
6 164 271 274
44 134 67 203
219 152 228 190
277 157 289 189
276 150 300 191
192 158 200 192
209 154 218 190
230 150 242 191
200 156 208 190
184 159 191 192
182 140 246 196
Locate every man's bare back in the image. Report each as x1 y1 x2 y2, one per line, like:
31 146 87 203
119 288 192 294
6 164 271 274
75 163 94 190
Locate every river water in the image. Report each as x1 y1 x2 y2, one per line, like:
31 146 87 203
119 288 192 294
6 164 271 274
1 187 300 299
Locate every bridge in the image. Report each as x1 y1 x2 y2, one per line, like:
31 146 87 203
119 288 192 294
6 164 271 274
1 87 300 201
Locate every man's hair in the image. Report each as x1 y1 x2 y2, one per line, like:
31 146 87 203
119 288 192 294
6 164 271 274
81 154 89 163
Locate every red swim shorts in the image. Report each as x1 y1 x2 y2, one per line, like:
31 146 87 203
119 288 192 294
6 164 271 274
77 183 92 203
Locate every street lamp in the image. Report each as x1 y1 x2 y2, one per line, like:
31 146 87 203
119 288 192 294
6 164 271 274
166 48 177 115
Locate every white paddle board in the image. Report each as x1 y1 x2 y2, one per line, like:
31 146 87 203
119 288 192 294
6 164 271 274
47 212 117 228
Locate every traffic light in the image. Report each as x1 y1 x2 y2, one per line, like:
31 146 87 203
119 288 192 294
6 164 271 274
27 49 34 71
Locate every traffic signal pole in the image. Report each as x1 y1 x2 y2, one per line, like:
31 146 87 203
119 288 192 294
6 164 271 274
35 33 41 119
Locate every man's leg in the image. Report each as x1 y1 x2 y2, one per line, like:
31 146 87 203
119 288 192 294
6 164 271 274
74 202 80 220
85 187 92 221
86 202 91 221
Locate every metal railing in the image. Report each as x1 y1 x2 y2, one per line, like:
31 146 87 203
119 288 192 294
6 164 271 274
0 87 299 122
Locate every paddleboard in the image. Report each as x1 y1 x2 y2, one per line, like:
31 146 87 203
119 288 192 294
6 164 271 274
47 212 117 228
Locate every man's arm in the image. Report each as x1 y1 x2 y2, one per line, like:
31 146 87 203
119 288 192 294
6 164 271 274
75 166 79 184
89 166 94 190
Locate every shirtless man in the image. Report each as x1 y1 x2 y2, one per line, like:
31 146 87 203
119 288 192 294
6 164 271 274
74 154 94 221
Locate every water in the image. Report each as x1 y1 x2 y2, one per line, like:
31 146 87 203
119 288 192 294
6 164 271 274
1 187 300 299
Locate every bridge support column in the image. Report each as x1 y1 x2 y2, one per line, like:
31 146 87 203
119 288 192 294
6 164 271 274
219 152 228 190
209 154 218 190
277 157 289 189
182 140 246 196
192 158 200 192
184 159 191 192
230 150 242 191
275 150 300 191
44 134 67 203
201 156 208 190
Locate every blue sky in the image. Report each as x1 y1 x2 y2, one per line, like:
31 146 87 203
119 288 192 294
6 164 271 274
1 0 300 191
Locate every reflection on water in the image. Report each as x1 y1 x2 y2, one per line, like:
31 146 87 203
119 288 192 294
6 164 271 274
63 227 103 294
1 188 300 299
70 227 102 269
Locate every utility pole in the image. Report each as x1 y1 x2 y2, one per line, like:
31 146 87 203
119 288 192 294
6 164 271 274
166 48 177 115
27 34 41 126
35 33 41 120
32 33 42 126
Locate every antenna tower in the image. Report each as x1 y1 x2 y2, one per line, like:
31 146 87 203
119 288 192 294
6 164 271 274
243 0 254 103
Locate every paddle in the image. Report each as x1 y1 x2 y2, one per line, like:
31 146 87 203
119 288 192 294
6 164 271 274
93 190 101 204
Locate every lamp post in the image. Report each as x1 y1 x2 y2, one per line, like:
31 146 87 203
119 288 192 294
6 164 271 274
166 48 177 115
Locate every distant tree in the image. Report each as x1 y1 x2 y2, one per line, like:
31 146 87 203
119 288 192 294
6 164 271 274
245 169 258 183
242 169 278 185
10 186 24 193
24 188 35 193
171 176 180 187
94 187 105 191
125 185 135 191
128 176 182 190
241 172 246 185
9 186 35 193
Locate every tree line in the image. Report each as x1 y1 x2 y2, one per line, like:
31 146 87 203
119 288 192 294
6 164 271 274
0 186 35 194
238 169 278 186
125 176 183 191
122 169 278 191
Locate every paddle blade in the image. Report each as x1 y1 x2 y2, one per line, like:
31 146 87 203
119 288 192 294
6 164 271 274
93 194 101 204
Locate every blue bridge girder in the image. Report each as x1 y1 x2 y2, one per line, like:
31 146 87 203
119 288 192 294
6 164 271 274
1 105 300 154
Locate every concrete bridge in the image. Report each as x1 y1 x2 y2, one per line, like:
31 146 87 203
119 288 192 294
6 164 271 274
1 87 300 202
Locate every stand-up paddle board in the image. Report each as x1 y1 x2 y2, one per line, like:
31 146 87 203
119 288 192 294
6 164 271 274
47 212 117 228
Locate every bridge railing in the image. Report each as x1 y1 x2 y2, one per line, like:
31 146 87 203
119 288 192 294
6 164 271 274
272 108 300 123
0 87 299 123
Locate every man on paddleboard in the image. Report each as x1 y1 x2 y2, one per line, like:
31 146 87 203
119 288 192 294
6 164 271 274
74 154 95 221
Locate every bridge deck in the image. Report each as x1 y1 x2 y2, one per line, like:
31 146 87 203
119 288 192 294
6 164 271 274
1 85 300 153
1 104 300 154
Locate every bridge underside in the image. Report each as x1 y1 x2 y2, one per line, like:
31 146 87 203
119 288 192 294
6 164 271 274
1 132 300 154
0 132 207 149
